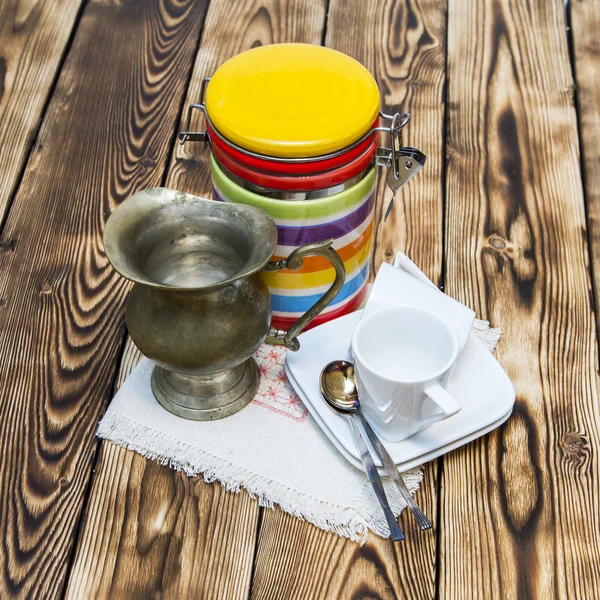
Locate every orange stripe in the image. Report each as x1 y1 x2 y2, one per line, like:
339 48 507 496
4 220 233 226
271 220 374 274
261 242 370 289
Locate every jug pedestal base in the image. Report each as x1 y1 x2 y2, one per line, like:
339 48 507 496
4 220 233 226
151 358 260 421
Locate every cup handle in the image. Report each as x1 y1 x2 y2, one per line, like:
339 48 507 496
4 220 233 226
264 238 346 351
421 382 461 427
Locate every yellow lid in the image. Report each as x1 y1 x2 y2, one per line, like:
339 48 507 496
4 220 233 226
206 44 380 158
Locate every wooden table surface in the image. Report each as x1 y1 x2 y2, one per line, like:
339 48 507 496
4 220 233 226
1 0 599 597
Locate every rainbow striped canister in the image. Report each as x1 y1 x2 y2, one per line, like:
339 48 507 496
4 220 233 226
179 44 425 332
211 157 375 332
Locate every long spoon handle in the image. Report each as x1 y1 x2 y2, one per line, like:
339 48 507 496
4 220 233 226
357 412 432 531
349 415 404 541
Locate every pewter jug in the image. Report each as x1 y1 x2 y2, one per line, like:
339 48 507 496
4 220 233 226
104 188 345 420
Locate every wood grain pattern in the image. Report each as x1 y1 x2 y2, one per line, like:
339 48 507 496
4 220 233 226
250 1 445 598
21 0 600 598
251 480 438 600
570 0 600 336
0 0 209 596
66 341 260 600
441 0 600 597
66 1 329 598
0 0 84 224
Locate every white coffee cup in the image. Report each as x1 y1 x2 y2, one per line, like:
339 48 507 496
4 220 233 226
351 305 461 442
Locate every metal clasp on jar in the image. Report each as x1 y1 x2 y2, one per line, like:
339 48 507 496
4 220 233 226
178 77 426 214
375 113 427 191
374 112 427 220
178 77 212 145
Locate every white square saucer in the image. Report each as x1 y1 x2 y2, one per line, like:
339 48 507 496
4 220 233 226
285 310 515 472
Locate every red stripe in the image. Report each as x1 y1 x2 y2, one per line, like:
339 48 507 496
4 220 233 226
207 120 380 176
212 141 377 191
270 284 369 334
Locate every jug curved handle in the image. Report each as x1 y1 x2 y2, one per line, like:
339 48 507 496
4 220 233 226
264 239 346 351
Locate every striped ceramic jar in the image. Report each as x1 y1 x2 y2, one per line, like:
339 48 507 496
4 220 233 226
179 46 424 333
211 157 375 332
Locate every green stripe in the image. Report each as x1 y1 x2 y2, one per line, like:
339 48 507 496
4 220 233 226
210 155 376 220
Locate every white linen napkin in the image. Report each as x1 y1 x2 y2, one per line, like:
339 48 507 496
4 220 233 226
98 254 501 542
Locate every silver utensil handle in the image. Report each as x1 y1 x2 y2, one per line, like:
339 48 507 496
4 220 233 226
349 416 404 541
358 412 432 531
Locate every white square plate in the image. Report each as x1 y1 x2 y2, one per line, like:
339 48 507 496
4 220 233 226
285 310 515 471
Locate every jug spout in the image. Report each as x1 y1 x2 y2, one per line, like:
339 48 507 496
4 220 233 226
103 187 278 290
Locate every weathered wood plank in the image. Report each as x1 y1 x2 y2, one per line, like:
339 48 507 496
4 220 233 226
0 0 84 224
250 477 439 600
66 1 328 597
66 341 260 599
250 1 446 598
570 0 600 336
441 0 600 597
0 0 209 597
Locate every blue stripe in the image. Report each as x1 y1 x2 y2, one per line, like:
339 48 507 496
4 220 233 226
270 263 369 313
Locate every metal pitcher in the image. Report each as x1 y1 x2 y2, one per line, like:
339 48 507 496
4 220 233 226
103 188 345 420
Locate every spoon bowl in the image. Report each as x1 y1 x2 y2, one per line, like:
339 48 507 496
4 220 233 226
320 360 360 413
320 359 433 532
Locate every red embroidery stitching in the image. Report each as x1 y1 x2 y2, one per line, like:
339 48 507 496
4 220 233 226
251 344 308 422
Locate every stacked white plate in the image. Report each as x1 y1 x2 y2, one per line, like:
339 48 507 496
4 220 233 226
285 255 515 471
